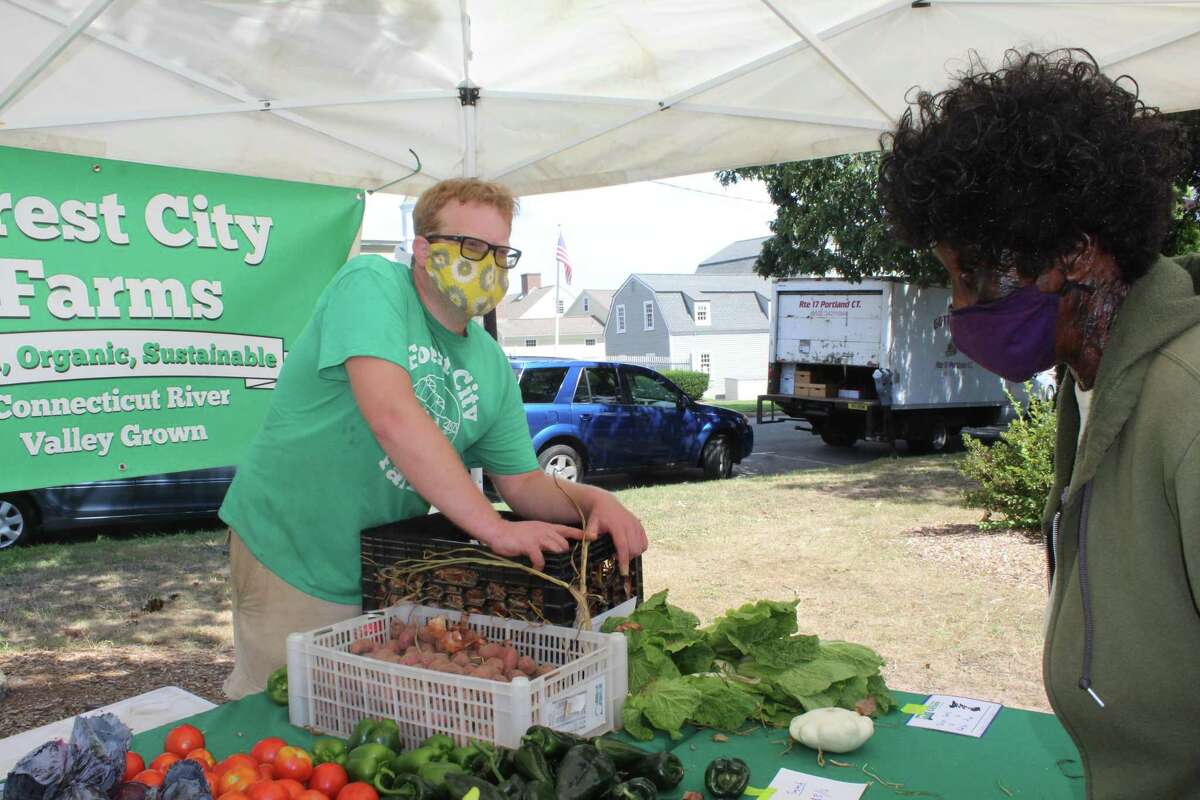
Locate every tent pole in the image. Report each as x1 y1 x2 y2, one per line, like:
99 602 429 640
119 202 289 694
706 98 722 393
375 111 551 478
0 0 116 114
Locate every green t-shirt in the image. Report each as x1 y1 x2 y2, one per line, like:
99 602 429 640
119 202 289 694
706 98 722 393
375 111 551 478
219 255 538 605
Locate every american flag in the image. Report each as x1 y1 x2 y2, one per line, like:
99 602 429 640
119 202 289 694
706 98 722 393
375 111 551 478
556 231 573 285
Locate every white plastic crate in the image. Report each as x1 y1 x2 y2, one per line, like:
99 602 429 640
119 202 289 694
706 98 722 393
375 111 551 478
286 603 628 749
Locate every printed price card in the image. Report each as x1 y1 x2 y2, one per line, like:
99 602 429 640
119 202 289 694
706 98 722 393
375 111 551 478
905 694 1002 738
761 768 869 800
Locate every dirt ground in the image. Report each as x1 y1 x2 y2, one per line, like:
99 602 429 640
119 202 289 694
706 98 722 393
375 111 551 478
0 455 1050 738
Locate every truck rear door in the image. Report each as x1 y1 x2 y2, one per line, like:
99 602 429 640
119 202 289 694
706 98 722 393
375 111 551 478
775 287 885 367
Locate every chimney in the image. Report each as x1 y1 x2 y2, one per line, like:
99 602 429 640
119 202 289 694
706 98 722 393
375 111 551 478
520 274 541 295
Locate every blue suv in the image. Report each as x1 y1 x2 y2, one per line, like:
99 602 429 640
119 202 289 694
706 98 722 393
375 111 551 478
510 357 753 482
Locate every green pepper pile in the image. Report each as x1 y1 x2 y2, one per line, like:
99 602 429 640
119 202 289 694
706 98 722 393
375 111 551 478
337 719 689 799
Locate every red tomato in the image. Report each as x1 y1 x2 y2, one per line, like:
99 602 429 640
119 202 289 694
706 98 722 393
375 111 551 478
257 763 275 781
186 749 217 770
203 772 219 797
219 793 252 800
272 748 313 783
275 779 305 799
296 792 329 800
308 764 348 800
218 766 259 796
335 784 378 800
247 781 290 800
150 753 181 774
132 770 165 788
216 754 259 777
250 737 288 765
123 752 146 783
164 724 206 758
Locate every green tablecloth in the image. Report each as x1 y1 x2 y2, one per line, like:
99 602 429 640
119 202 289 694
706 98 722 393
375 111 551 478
131 691 1084 799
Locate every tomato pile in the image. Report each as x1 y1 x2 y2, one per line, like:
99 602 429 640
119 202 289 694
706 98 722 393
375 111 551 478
129 725 375 800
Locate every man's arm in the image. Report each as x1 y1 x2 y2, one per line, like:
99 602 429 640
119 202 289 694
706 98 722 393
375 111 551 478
346 356 583 568
491 470 649 575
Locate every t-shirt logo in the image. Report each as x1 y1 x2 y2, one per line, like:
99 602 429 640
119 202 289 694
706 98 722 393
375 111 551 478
413 372 461 441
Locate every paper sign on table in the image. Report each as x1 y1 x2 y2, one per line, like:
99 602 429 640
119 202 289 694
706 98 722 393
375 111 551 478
905 694 1002 738
762 768 869 800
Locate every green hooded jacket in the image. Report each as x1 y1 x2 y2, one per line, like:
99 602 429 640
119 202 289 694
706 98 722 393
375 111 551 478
1042 253 1200 799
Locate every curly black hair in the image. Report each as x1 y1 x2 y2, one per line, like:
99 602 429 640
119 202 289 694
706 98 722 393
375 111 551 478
878 49 1189 283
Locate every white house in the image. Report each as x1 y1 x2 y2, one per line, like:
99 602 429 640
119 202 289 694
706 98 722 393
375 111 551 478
496 274 611 358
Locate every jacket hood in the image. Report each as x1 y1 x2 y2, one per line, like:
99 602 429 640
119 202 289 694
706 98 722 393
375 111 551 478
1065 254 1200 496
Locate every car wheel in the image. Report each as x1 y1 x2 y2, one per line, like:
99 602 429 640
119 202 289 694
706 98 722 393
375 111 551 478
908 418 950 454
702 436 734 480
0 495 34 550
538 444 584 483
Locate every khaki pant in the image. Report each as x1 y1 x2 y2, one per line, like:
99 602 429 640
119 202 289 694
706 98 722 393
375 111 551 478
223 530 360 700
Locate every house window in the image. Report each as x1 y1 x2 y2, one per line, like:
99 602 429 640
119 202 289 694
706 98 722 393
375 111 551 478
643 301 654 331
585 338 596 346
582 297 590 312
616 304 626 333
556 300 565 314
699 353 711 373
524 338 537 347
695 301 711 326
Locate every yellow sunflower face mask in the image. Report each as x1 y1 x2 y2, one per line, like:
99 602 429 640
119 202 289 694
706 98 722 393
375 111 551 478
424 241 509 317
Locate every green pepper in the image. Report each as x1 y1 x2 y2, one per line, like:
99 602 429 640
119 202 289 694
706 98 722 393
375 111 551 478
420 734 456 757
374 766 436 799
349 719 403 752
449 744 485 771
496 774 526 800
553 746 615 800
313 737 350 767
443 774 505 800
417 761 466 791
347 743 397 783
518 781 554 800
518 727 585 765
632 752 683 790
392 747 439 775
512 746 554 785
589 738 650 771
471 743 511 783
266 666 289 705
704 756 750 798
609 778 657 800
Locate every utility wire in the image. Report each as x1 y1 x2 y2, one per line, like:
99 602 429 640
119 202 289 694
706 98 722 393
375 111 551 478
650 180 775 204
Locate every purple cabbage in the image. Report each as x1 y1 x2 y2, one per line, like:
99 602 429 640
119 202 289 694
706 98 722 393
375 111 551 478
159 762 209 800
3 741 70 800
65 714 131 794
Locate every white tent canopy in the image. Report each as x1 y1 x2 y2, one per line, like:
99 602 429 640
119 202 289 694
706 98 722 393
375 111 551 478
2 0 1199 197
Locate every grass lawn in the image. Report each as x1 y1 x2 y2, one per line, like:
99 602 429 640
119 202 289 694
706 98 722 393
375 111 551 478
0 455 1049 737
707 399 760 413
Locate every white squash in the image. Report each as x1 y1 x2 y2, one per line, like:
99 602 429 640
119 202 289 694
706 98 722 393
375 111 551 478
789 707 874 753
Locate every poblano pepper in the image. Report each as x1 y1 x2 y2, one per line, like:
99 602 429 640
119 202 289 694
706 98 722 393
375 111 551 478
553 746 616 800
374 766 436 799
349 719 403 752
442 773 505 800
496 774 526 799
512 746 554 785
313 737 349 767
590 738 650 771
609 778 657 800
449 744 486 771
703 757 750 799
416 760 466 791
632 752 684 790
518 781 554 800
518 727 585 765
347 743 396 784
392 748 439 776
266 666 289 705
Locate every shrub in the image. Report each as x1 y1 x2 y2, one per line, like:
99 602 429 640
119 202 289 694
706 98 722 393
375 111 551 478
958 384 1057 533
663 370 710 401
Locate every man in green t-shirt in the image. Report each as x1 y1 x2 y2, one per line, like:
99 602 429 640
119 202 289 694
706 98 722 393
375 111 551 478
218 178 648 698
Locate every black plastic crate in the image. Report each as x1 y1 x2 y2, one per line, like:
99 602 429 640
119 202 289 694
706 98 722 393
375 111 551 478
361 511 643 625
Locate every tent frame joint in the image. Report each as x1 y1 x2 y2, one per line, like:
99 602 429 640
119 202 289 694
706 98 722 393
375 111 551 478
458 85 480 106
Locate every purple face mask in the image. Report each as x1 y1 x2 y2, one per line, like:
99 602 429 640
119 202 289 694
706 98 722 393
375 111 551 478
948 283 1060 382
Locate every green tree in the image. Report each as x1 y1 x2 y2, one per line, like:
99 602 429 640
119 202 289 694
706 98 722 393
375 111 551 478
722 111 1200 283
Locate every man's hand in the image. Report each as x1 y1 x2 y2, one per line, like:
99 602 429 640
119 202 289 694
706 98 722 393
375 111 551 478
481 519 590 571
582 491 648 577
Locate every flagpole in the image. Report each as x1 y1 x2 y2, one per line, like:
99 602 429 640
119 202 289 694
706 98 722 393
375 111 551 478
554 225 561 356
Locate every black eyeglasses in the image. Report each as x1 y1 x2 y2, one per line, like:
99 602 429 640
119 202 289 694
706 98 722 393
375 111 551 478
426 234 522 268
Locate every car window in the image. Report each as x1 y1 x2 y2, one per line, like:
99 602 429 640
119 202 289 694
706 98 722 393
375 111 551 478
575 366 622 404
625 370 679 408
518 367 569 404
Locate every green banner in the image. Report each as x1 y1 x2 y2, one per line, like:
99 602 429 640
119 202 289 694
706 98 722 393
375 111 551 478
0 145 364 493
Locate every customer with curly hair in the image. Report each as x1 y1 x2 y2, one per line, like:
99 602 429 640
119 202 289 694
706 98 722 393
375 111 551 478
879 49 1200 798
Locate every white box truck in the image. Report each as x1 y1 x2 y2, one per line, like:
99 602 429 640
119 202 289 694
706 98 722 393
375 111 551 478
759 277 1023 451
